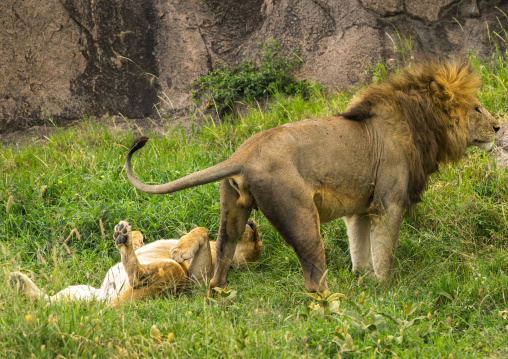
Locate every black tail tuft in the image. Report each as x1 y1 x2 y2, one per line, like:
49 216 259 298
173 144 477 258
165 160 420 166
339 102 372 121
129 136 150 153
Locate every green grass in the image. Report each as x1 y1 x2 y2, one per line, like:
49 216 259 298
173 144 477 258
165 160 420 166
1 59 508 358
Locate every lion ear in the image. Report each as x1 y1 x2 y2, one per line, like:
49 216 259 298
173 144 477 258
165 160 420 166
429 81 452 101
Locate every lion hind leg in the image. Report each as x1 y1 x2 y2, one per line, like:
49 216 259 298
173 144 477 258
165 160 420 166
10 271 109 303
52 285 107 302
169 227 212 282
267 209 327 293
169 227 208 263
9 272 48 300
344 214 373 277
208 179 252 296
251 179 327 294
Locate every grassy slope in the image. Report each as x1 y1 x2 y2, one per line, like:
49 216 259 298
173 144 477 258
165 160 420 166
0 58 507 358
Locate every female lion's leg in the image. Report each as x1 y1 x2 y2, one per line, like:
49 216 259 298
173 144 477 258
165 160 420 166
9 272 48 300
9 272 106 302
169 227 213 282
111 221 187 305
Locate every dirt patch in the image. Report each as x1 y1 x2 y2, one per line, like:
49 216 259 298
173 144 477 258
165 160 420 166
0 114 198 148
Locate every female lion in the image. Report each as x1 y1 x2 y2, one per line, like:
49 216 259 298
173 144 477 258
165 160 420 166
10 220 261 305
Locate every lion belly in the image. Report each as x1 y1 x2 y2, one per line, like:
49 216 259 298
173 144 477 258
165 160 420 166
239 117 377 224
100 263 128 295
135 239 179 263
100 239 183 296
313 187 371 223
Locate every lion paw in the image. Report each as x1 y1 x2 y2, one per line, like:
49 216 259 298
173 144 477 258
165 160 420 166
9 272 40 298
114 221 131 247
169 242 199 263
169 227 209 263
9 272 28 292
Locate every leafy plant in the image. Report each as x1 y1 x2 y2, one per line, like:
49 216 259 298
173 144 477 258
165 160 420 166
208 287 238 308
192 39 314 115
307 290 346 316
306 291 430 356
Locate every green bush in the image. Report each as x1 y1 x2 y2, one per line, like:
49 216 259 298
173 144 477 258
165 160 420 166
192 39 314 115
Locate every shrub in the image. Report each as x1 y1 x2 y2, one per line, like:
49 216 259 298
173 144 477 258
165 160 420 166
191 39 314 115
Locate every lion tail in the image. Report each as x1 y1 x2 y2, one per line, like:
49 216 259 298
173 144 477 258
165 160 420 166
125 136 241 194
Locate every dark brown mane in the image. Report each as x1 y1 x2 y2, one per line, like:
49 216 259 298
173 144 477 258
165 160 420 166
340 57 482 204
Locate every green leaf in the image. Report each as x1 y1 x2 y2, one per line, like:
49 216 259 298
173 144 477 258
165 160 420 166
306 292 322 301
379 312 402 326
213 287 237 300
363 306 374 318
341 310 363 322
343 298 363 314
437 291 454 301
404 316 427 328
328 300 341 314
327 292 347 302
343 333 354 351
403 301 420 317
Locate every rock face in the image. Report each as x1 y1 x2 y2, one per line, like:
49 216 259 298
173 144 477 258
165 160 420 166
494 123 508 167
0 0 156 134
1 0 507 134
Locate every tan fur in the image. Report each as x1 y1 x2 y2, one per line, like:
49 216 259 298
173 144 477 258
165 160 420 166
125 58 501 294
10 221 262 305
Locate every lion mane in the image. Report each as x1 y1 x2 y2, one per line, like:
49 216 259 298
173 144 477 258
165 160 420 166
341 57 482 204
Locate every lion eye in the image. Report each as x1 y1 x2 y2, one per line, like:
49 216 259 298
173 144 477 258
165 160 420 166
475 107 481 113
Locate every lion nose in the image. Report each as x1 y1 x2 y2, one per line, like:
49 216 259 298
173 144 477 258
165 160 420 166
494 126 501 133
246 220 255 230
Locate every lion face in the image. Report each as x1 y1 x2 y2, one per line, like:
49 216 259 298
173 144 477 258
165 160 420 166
232 220 262 269
467 102 501 152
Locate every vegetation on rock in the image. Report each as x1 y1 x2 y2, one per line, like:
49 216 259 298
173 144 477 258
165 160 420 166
192 39 315 115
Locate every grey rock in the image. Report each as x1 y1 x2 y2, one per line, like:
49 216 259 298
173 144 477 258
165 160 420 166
494 123 508 167
0 0 156 134
1 0 507 135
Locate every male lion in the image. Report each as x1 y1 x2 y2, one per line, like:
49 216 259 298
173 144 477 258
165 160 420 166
125 58 501 295
10 220 261 305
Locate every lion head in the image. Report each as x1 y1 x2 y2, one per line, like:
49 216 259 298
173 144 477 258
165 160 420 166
232 220 262 269
467 101 500 151
341 57 501 204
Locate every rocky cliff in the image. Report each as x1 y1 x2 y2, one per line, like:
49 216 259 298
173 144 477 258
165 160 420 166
1 0 507 134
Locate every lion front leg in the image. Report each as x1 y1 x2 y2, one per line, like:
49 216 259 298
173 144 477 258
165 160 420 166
344 214 372 277
369 204 405 282
114 221 147 288
111 221 188 305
